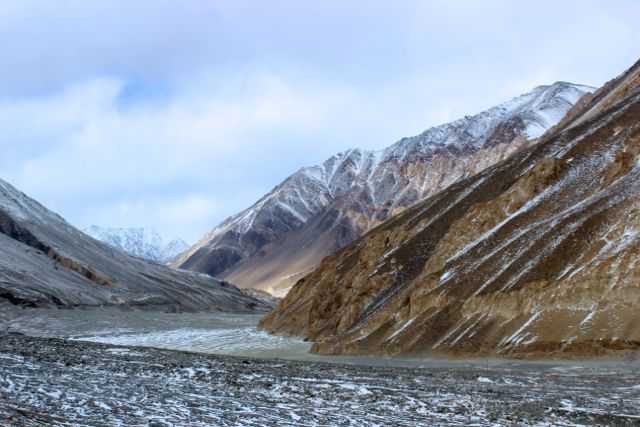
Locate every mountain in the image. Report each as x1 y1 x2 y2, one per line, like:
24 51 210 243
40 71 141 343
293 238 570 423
261 59 640 358
161 238 190 263
0 178 272 312
84 226 189 263
174 82 594 296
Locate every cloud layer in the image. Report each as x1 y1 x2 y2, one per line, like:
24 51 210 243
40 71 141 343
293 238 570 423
1 1 639 241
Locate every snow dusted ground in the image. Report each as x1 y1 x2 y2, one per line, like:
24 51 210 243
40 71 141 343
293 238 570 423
1 309 639 425
1 335 639 426
0 335 640 426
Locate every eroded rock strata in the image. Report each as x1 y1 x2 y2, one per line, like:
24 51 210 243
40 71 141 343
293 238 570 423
261 59 640 358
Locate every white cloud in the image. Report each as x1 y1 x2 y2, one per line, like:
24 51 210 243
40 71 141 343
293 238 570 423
0 1 638 241
0 71 365 240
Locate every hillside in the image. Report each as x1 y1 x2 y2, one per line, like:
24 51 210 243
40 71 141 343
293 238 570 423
0 178 271 312
261 59 640 358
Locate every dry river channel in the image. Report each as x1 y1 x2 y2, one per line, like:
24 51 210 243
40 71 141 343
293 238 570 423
0 306 639 426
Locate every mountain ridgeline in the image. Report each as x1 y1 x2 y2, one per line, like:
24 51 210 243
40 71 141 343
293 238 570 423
174 82 593 296
0 179 271 312
84 226 189 264
261 59 640 358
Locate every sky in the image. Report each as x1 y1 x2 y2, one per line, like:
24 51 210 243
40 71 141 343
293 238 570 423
1 1 639 243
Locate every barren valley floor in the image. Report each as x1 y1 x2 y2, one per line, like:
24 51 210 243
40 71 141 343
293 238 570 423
0 309 639 426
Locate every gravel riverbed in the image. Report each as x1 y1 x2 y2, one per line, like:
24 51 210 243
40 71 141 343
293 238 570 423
1 334 639 426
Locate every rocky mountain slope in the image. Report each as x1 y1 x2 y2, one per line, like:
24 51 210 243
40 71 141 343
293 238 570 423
0 178 271 312
260 59 640 358
84 225 189 263
175 82 593 296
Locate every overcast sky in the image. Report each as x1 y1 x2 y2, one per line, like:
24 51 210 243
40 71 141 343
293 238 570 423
1 1 638 242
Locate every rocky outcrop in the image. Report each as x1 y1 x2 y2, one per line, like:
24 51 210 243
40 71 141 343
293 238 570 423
261 59 640 358
0 179 270 312
175 83 593 296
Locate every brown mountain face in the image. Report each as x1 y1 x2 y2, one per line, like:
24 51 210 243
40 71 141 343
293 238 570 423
219 140 539 298
261 59 640 358
175 83 592 297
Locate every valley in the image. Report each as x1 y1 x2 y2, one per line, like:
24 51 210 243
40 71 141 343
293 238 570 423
1 333 639 426
1 6 639 423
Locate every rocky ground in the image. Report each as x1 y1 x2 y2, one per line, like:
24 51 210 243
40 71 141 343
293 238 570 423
0 334 639 426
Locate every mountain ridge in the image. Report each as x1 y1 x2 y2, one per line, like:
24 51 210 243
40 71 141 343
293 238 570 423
84 225 189 264
260 59 640 358
174 82 594 296
0 177 271 312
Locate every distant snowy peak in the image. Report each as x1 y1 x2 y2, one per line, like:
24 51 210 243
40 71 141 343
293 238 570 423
161 238 190 263
84 226 188 264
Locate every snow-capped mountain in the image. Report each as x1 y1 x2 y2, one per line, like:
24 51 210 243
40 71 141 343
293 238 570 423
262 58 640 358
0 178 271 311
84 226 189 263
160 238 191 263
174 82 594 296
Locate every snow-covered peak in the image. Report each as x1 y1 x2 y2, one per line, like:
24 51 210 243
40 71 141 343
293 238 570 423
385 82 595 159
161 239 190 263
174 82 594 273
84 225 189 264
290 83 594 194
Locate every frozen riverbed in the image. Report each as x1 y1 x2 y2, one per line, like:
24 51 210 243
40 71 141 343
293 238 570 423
2 306 312 359
6 306 636 371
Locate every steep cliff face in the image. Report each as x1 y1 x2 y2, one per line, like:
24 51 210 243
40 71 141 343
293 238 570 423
261 59 640 358
175 82 593 296
0 178 271 312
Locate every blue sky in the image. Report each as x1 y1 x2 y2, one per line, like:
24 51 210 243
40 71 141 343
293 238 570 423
1 0 639 242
